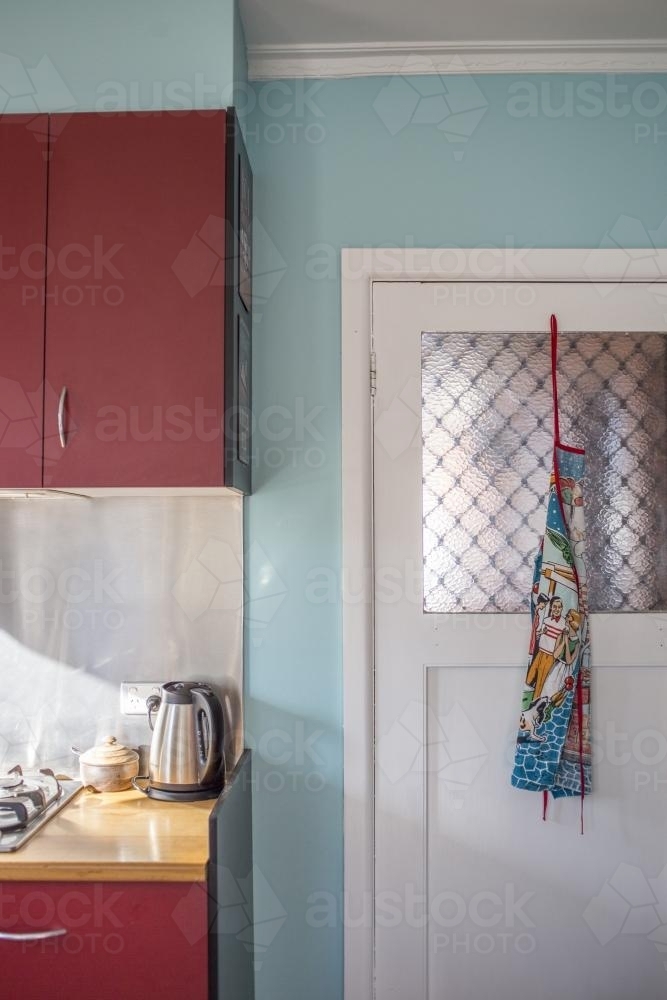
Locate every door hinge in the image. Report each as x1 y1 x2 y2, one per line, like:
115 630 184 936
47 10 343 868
370 352 377 396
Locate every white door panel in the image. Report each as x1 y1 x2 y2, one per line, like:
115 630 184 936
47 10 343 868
373 281 667 1000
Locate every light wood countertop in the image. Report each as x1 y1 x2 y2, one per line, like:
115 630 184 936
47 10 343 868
0 788 215 883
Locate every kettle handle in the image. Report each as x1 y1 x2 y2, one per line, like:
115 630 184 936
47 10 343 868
191 686 224 786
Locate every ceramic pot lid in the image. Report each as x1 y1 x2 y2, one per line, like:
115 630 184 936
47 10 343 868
80 736 138 767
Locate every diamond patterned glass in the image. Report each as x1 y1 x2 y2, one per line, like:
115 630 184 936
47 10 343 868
422 332 667 613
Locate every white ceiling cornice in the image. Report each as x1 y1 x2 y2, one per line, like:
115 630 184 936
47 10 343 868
248 39 667 80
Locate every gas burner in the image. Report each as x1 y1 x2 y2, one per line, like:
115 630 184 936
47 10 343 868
0 770 61 829
0 774 24 795
0 768 81 853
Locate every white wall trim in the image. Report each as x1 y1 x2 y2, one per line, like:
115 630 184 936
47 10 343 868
249 39 667 80
341 255 375 1000
341 248 667 1000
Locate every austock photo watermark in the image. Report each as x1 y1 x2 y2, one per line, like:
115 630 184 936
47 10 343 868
4 50 667 157
583 211 667 308
584 862 667 974
305 858 667 965
0 535 270 640
172 863 287 970
94 395 325 470
0 209 287 325
170 212 286 321
0 213 285 319
0 870 288 969
240 723 328 796
505 76 667 144
0 530 284 641
377 699 489 803
93 78 327 147
0 883 129 956
370 58 667 157
0 375 325 478
10 226 660 319
0 558 124 633
0 49 327 147
0 237 124 307
169 858 667 972
376 688 667 801
0 376 48 467
307 882 538 956
0 52 75 123
371 55 489 159
336 240 537 286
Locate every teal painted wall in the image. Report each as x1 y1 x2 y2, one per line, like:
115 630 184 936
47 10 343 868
0 0 237 112
245 73 667 1000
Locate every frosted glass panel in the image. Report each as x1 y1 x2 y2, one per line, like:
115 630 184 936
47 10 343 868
422 332 667 613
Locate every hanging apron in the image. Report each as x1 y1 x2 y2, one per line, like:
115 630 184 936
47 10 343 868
511 315 592 825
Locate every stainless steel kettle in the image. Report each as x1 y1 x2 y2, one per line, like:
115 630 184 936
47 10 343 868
145 681 225 801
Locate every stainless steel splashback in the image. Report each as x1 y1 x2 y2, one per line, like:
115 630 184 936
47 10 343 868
0 496 243 775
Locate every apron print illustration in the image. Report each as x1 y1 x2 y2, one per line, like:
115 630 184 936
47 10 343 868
512 316 592 817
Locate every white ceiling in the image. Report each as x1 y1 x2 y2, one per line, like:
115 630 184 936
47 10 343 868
241 0 667 46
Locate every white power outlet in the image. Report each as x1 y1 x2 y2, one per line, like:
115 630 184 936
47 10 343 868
120 681 163 717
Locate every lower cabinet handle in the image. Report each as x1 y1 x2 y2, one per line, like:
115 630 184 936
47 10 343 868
57 385 68 449
0 928 67 941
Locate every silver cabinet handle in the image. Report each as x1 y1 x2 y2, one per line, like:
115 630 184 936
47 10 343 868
57 386 67 448
0 928 67 941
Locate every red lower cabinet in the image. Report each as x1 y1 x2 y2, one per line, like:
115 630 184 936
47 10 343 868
0 880 209 999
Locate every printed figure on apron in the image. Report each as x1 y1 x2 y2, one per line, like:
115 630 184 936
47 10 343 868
511 315 592 826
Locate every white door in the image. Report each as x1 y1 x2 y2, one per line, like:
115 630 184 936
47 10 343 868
372 281 667 1000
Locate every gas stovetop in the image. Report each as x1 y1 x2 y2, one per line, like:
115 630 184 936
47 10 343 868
0 767 81 853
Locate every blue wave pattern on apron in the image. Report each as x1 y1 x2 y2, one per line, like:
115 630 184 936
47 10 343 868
511 316 592 811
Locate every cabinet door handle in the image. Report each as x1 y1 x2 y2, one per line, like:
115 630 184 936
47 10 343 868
57 386 68 448
0 928 67 941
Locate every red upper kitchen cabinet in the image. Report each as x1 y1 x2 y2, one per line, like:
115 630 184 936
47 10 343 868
0 116 49 487
43 110 251 491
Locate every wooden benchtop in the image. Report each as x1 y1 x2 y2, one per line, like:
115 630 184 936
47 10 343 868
0 788 215 883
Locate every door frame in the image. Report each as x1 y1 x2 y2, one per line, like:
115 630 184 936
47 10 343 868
340 247 667 1000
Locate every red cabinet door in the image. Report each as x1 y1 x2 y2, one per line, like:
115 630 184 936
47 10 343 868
0 116 48 487
44 111 227 488
0 880 209 999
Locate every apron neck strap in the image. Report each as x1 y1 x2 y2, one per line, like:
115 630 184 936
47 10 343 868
550 314 561 446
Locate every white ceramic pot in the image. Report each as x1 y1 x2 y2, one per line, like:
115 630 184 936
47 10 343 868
78 736 139 792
